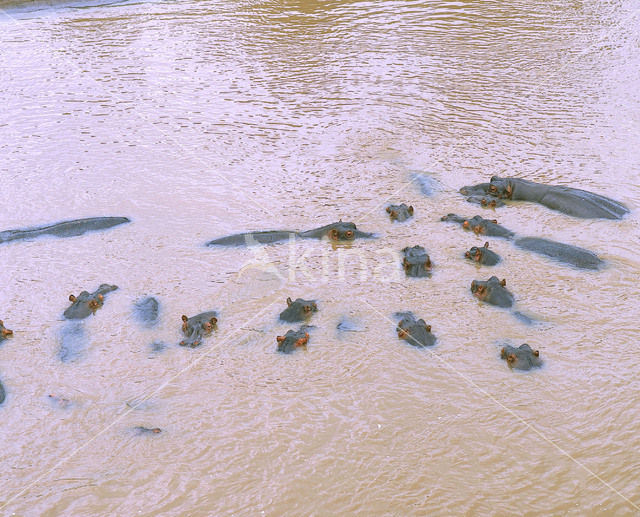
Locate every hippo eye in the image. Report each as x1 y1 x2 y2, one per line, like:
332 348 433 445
345 230 354 239
303 305 311 313
489 185 497 193
330 229 339 240
463 220 470 229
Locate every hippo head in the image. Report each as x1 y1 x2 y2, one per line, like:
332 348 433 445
465 242 500 266
276 329 310 354
279 297 318 322
500 344 542 370
462 216 498 235
396 315 436 347
0 320 13 340
386 204 414 222
471 276 513 308
488 176 513 199
327 221 359 241
402 246 432 277
180 313 218 348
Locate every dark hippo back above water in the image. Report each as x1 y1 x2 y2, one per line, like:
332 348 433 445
0 217 130 244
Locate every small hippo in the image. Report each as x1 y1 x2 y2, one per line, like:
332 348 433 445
386 204 414 222
470 276 514 308
133 426 162 435
279 297 318 323
465 242 501 266
276 328 310 354
179 311 218 348
0 320 13 342
465 195 505 209
395 312 436 347
500 344 542 370
441 214 515 239
402 246 432 277
64 284 118 320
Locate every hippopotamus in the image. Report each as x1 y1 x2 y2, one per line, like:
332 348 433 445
58 322 88 362
500 344 543 370
0 217 130 245
402 246 432 277
0 320 13 342
179 311 218 347
133 296 160 327
276 328 310 354
64 284 118 320
465 242 501 266
442 214 604 270
462 176 628 219
395 312 436 347
386 204 414 222
206 221 375 246
133 426 162 435
441 214 515 239
279 297 318 323
471 276 514 308
47 394 75 409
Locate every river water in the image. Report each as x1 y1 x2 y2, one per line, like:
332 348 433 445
1 0 639 515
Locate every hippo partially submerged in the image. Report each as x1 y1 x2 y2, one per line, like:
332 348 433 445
471 276 514 308
133 296 160 327
64 284 118 320
442 214 604 270
0 217 130 245
500 344 542 370
279 297 318 323
465 242 501 266
206 221 375 246
386 204 414 222
395 312 436 348
401 246 432 277
0 320 13 342
276 328 310 354
180 311 218 348
461 176 628 219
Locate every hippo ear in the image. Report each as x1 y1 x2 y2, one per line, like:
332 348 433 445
181 315 188 322
210 317 218 325
484 242 489 248
386 206 391 213
500 347 507 359
491 219 497 224
490 175 499 182
276 335 285 343
69 294 76 302
506 184 512 196
501 279 506 287
286 297 292 306
408 205 414 215
534 350 539 357
426 325 431 332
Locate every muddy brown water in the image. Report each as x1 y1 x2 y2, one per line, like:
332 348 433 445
1 0 639 515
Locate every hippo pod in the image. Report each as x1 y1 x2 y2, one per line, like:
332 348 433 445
500 344 542 370
279 297 318 323
462 176 628 219
180 311 218 348
0 320 13 342
441 214 515 239
276 328 310 354
64 284 118 320
0 216 130 245
402 246 432 277
395 312 436 347
465 242 501 266
206 221 375 246
386 203 414 222
471 276 513 308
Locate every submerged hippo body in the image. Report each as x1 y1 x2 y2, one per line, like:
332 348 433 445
471 276 514 308
0 217 130 245
402 246 432 277
465 242 501 266
441 214 515 239
386 204 414 222
0 378 5 405
64 284 118 320
480 176 628 219
514 237 604 270
133 297 160 326
180 311 218 348
206 221 375 246
395 312 436 348
276 328 310 354
0 320 13 342
58 322 88 363
500 344 542 370
279 297 318 323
